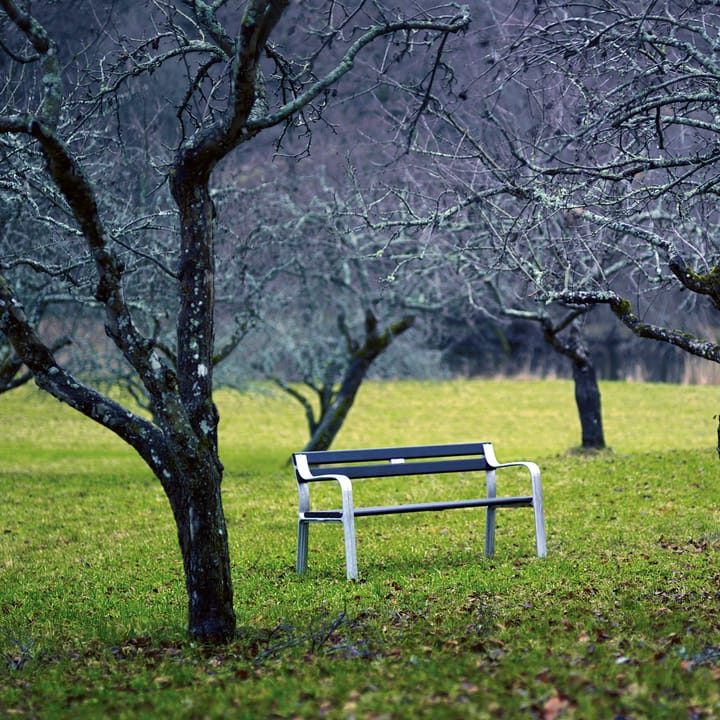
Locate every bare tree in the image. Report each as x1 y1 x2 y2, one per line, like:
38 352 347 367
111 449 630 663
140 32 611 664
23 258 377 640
472 1 720 363
0 1 470 641
270 308 415 452
459 257 605 447
345 0 720 454
343 76 614 448
239 173 423 452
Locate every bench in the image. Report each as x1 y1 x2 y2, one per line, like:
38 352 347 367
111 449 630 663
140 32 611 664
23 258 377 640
293 441 546 580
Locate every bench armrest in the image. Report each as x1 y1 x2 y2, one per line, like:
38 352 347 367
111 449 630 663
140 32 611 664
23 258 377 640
295 453 348 483
493 459 541 476
294 453 356 517
483 446 545 557
482 444 541 491
297 473 355 515
488 459 542 503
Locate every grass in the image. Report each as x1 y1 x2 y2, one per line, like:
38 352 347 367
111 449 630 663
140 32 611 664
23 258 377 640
0 378 719 719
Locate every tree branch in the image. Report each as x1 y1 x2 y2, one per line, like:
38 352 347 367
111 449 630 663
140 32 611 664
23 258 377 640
247 9 471 131
0 272 167 467
552 290 720 363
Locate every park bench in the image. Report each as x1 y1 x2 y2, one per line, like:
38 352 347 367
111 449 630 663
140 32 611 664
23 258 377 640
293 441 546 580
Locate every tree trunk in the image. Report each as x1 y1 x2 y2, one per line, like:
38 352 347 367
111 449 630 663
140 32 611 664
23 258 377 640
302 313 415 452
539 314 606 450
303 354 372 452
572 359 605 449
165 455 235 642
166 170 235 640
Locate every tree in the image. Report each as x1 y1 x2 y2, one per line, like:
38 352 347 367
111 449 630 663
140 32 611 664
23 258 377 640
471 1 720 365
511 308 605 449
241 175 422 452
344 76 614 447
271 309 415 452
0 0 469 640
348 0 720 455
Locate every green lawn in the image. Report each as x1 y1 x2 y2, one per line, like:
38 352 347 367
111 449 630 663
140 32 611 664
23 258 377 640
1 379 719 719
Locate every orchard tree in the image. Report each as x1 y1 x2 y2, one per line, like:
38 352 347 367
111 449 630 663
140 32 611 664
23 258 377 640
354 0 720 450
472 1 720 365
484 278 606 449
0 0 469 641
357 197 615 448
346 70 615 448
243 174 425 452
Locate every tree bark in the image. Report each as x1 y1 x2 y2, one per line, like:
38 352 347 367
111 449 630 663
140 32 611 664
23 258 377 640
553 291 720 364
166 454 235 641
572 359 605 450
166 166 236 640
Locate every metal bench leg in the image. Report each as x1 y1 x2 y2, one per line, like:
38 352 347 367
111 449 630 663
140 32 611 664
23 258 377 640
296 519 309 574
342 514 358 580
530 467 547 557
337 476 358 580
484 468 496 557
485 507 496 557
534 506 547 558
296 482 312 574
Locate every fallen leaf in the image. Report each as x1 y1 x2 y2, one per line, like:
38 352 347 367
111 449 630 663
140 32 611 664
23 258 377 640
543 693 570 720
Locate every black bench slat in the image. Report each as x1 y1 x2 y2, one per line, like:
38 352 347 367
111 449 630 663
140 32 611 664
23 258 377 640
305 495 533 519
304 510 343 519
356 496 533 515
301 442 490 465
306 457 488 480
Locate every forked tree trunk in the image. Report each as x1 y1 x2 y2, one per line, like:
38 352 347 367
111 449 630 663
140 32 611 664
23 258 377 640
0 273 238 640
302 313 415 452
303 354 373 452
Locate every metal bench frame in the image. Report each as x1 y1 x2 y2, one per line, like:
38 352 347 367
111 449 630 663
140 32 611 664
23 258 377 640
293 441 546 580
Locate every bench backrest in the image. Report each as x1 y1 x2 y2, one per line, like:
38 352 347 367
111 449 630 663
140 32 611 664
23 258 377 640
294 442 493 481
